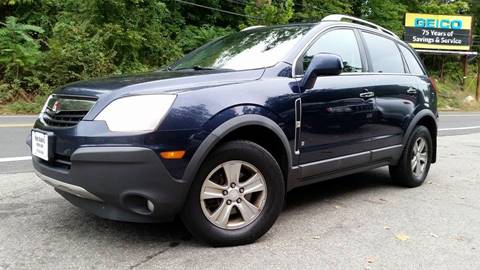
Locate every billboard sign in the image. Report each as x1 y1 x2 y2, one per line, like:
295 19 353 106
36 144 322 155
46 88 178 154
404 13 472 51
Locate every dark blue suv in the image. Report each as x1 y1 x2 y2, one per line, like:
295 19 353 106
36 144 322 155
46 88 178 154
29 15 438 246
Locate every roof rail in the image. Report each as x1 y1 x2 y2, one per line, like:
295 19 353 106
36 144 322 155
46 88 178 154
322 14 399 39
241 25 265 31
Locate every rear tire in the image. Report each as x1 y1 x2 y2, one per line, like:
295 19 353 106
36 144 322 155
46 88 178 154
181 140 285 246
389 125 432 187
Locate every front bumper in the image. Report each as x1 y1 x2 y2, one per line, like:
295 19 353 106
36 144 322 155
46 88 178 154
32 146 189 223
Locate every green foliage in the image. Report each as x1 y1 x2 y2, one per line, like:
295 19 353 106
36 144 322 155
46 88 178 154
88 0 183 72
0 81 13 103
1 95 46 114
413 0 470 15
435 73 480 111
39 20 115 86
0 0 238 110
0 16 44 81
244 0 294 26
362 0 407 36
0 0 32 5
472 0 480 52
294 0 352 22
0 0 478 113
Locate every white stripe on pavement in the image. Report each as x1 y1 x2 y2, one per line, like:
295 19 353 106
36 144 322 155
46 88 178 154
439 126 480 131
0 156 31 163
0 115 37 118
440 114 480 117
0 124 33 128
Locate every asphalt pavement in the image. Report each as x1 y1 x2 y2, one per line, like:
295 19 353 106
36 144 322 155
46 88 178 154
0 115 36 174
0 113 480 269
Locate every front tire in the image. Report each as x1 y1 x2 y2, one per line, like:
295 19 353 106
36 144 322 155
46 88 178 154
389 125 432 187
181 140 285 246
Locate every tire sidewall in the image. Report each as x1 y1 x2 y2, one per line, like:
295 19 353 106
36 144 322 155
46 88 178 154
181 141 285 246
405 126 432 184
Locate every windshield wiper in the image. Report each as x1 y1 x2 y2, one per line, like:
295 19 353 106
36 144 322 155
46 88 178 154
174 65 218 71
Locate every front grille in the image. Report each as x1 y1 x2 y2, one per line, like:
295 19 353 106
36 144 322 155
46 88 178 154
41 95 97 128
43 109 89 127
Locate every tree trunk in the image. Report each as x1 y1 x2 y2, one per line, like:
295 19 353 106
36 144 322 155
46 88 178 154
440 56 445 83
462 55 468 91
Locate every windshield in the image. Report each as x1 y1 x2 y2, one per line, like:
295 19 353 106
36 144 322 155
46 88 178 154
172 25 312 71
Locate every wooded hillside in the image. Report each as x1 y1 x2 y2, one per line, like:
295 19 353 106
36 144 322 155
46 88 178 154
0 0 478 112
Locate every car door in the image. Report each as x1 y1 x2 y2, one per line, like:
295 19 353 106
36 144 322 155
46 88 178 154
360 31 420 161
297 28 376 178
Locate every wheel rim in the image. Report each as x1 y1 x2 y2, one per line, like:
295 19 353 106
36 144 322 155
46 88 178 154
200 160 268 230
411 137 428 178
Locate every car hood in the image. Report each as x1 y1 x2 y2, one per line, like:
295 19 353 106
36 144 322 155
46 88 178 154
54 69 265 98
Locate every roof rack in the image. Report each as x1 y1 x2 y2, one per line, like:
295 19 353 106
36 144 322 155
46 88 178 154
241 25 265 31
322 14 399 39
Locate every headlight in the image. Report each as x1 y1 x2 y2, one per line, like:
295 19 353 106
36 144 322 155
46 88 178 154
95 94 176 132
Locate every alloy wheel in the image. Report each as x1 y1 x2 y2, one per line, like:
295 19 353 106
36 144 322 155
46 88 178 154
411 137 428 178
200 160 268 230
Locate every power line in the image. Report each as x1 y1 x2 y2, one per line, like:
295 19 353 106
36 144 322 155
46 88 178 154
173 0 259 19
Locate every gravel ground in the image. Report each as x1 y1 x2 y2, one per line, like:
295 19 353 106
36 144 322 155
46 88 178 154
1 133 480 269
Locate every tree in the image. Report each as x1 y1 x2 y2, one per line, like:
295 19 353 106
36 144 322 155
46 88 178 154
0 16 43 81
361 0 407 36
410 0 470 14
244 0 294 26
471 0 480 48
294 0 352 22
0 0 478 106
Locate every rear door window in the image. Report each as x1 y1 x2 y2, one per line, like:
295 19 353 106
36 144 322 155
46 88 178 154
362 32 404 73
399 45 425 76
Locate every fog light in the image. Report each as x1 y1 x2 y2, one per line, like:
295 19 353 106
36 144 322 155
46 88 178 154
147 200 155 212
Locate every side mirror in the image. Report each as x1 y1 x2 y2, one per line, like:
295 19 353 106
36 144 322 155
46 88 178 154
300 53 343 91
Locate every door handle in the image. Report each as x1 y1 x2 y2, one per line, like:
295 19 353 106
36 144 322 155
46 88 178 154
359 92 375 98
407 88 417 95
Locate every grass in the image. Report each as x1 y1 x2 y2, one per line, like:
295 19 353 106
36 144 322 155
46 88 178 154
0 96 46 115
435 75 480 111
